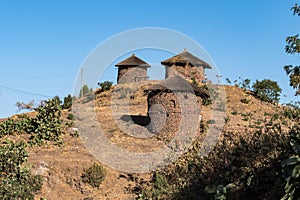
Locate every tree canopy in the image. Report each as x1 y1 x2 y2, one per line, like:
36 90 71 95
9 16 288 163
284 3 300 95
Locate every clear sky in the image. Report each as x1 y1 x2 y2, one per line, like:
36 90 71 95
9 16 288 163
0 0 299 117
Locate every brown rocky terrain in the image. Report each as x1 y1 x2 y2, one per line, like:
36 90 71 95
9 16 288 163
1 84 290 199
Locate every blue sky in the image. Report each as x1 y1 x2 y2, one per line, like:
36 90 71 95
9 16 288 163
0 0 299 117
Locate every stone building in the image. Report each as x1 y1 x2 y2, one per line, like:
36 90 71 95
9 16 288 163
115 54 150 84
145 75 209 136
161 49 212 85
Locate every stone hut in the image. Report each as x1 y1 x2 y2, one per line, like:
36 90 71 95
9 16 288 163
115 54 150 84
161 50 212 85
145 75 209 136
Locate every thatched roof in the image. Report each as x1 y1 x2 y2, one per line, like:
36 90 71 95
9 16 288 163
115 54 150 68
145 75 209 98
161 50 212 69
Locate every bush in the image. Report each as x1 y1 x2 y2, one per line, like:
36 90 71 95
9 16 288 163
231 111 238 115
82 163 106 188
252 79 282 103
0 97 64 146
67 113 75 120
29 97 64 145
138 120 289 199
98 81 113 91
240 98 251 104
281 125 300 200
62 94 73 109
80 85 92 97
0 141 43 199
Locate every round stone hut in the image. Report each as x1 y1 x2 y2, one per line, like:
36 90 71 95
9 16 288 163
161 49 212 85
145 75 209 137
115 54 150 84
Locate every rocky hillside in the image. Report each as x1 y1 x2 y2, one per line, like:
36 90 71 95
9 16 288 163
0 84 297 200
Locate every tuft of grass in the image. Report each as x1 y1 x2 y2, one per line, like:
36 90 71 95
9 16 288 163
241 98 251 104
82 163 106 188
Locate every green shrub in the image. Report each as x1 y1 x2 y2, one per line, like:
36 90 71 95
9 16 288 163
82 163 106 188
142 172 171 199
202 97 212 106
67 113 75 120
138 121 289 199
231 111 238 115
240 98 251 104
62 94 73 109
29 98 64 145
252 79 282 103
207 119 216 124
281 125 300 200
79 85 92 97
0 97 64 145
98 81 113 91
0 141 43 200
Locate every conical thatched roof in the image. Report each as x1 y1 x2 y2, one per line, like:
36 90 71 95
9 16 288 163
145 75 209 98
161 50 212 69
115 54 150 68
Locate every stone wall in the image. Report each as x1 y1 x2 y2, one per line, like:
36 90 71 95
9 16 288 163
147 91 202 137
165 64 205 85
117 66 148 84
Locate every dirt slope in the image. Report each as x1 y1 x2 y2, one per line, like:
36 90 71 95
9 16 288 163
1 84 288 200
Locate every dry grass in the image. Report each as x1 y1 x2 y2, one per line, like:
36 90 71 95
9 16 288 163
0 83 291 199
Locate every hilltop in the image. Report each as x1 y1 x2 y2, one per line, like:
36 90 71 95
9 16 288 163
0 84 297 199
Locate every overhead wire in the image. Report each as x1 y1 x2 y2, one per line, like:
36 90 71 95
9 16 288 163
0 84 53 98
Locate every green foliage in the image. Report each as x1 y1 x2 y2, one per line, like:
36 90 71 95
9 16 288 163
285 35 300 54
225 78 231 85
205 184 233 200
291 3 300 16
62 94 73 109
202 98 212 106
191 77 197 85
146 172 171 199
82 163 106 188
200 120 208 133
284 4 300 95
139 120 289 199
283 101 300 120
67 113 75 120
0 141 43 199
240 98 250 104
231 111 238 115
284 65 300 95
0 97 64 145
229 77 251 90
53 95 62 105
207 119 216 124
240 78 251 90
252 79 282 103
281 125 300 200
98 81 113 91
29 98 64 145
80 85 92 97
15 100 35 111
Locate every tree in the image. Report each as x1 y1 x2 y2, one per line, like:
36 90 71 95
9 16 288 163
252 79 282 103
98 81 113 91
240 78 251 90
284 3 300 95
79 85 91 97
15 100 36 111
53 95 62 105
62 94 73 109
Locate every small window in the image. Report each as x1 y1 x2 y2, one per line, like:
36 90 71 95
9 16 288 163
170 100 176 108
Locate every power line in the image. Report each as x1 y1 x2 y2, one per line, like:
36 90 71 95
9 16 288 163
0 84 53 98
